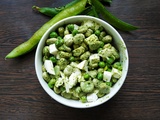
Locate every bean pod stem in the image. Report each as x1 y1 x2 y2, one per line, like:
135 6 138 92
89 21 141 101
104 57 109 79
32 0 80 17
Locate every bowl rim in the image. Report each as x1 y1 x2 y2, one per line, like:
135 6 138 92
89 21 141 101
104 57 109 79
35 15 129 108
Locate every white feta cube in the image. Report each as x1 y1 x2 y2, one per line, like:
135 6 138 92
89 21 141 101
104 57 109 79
68 73 78 89
44 60 55 75
49 44 58 55
74 24 79 30
103 71 112 82
87 93 98 102
63 34 73 42
76 60 88 71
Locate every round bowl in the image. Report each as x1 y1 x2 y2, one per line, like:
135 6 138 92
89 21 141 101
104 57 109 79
35 15 129 108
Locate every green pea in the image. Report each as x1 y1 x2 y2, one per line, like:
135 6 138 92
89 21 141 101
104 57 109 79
72 29 78 36
97 47 103 53
113 62 122 71
97 72 103 80
83 73 90 80
106 56 115 65
94 29 101 36
48 78 56 88
78 91 85 97
55 39 64 47
57 36 62 40
100 41 105 47
98 61 106 68
49 56 57 63
55 40 61 47
69 56 75 62
60 86 65 92
80 96 87 103
67 24 74 32
106 82 112 87
50 31 58 38
59 39 64 45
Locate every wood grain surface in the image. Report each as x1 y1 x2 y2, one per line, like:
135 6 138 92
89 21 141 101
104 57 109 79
0 0 160 120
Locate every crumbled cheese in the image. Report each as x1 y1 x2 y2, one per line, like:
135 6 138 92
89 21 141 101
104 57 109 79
103 71 112 82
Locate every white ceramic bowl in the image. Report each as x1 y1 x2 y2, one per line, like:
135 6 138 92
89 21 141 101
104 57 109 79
35 15 129 108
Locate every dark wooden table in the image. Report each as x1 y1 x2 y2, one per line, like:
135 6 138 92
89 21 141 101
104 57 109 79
0 0 160 119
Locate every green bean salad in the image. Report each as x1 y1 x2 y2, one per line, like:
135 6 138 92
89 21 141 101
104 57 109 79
42 20 122 103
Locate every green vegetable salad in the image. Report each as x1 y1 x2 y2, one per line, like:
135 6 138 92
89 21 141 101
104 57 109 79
42 20 123 103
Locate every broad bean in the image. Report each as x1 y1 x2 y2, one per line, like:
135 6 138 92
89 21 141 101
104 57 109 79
73 33 85 44
59 51 72 58
58 27 65 37
61 91 72 99
102 35 112 43
73 46 85 56
57 58 68 70
80 81 94 93
46 38 57 45
42 72 50 82
80 51 91 60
